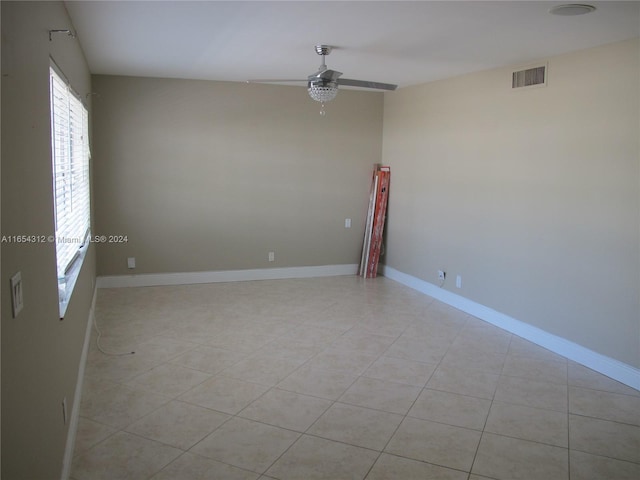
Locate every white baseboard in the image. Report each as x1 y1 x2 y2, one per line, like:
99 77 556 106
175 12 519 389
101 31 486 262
97 264 359 289
61 285 97 480
381 265 640 391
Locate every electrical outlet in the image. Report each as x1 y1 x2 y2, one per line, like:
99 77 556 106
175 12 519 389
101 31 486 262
127 257 136 269
437 270 446 281
10 271 24 318
268 251 275 262
456 275 462 288
345 218 352 228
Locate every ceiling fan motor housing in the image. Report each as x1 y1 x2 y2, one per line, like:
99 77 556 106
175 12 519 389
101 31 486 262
315 45 333 56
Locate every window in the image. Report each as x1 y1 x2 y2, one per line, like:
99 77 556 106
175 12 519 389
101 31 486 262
49 66 90 315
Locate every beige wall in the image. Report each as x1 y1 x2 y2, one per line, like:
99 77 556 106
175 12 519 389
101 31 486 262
382 38 640 368
92 75 383 276
1 2 95 478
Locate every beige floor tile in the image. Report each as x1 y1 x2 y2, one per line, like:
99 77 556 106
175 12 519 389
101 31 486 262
408 389 491 430
77 278 640 480
179 375 269 414
266 434 379 480
301 311 360 333
365 453 468 480
239 388 332 432
81 384 171 429
569 386 640 426
569 414 640 463
84 351 157 384
169 345 248 374
450 327 512 354
281 324 345 347
502 355 568 385
569 450 640 480
277 365 359 400
305 348 379 376
237 318 299 338
426 364 500 400
384 336 450 364
125 363 212 397
79 376 119 402
440 345 508 374
494 375 568 412
354 313 414 337
125 400 229 450
472 433 568 480
71 431 182 480
424 301 470 325
130 335 198 364
485 401 568 447
89 332 145 356
328 330 397 356
467 322 511 336
160 326 216 345
222 352 304 386
364 355 436 387
253 338 323 363
508 337 568 363
568 362 640 396
151 452 260 480
307 402 403 450
191 417 300 473
207 330 278 353
73 417 117 456
402 318 463 342
339 376 422 415
385 417 481 472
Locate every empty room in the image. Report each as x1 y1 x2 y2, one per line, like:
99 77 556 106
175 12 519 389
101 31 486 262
1 1 639 479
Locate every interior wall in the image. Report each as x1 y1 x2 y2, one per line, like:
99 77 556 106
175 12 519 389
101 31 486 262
382 38 640 368
1 2 95 478
92 75 383 276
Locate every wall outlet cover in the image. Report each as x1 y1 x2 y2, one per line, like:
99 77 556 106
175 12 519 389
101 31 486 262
10 271 24 318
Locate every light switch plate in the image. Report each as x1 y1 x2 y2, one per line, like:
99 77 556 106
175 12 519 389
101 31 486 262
10 271 24 318
127 257 136 269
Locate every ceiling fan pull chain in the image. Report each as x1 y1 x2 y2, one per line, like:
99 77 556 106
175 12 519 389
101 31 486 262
320 102 327 116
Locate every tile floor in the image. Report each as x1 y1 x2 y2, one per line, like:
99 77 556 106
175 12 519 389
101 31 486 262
71 276 640 480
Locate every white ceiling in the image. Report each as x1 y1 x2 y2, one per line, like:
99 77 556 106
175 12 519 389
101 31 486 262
64 1 640 89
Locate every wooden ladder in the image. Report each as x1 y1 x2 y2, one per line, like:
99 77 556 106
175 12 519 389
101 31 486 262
359 165 391 278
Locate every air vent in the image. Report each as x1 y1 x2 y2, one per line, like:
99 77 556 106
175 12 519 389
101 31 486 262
512 65 547 89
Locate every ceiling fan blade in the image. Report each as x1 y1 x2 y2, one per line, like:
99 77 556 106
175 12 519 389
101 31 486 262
338 78 398 91
246 79 307 84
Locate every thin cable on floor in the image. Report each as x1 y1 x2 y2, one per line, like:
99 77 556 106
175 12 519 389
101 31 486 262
94 315 135 356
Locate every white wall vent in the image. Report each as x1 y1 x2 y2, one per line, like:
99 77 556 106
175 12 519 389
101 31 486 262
512 64 547 89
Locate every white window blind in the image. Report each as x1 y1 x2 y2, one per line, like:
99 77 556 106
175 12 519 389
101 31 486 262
50 67 90 280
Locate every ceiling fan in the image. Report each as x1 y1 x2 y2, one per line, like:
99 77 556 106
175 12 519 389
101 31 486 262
248 45 397 114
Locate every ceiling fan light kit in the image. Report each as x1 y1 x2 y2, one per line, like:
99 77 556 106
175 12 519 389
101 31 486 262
308 81 339 102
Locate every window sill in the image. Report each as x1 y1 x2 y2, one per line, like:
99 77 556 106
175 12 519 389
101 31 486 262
58 240 90 319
